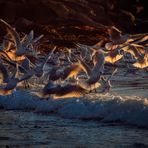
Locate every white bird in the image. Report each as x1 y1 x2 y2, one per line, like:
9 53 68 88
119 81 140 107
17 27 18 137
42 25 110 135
31 82 87 99
0 63 19 96
78 50 105 91
0 19 44 61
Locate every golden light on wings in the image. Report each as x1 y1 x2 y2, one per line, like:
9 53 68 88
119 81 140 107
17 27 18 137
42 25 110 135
133 60 148 68
53 91 84 99
0 89 14 96
105 54 123 63
6 50 25 61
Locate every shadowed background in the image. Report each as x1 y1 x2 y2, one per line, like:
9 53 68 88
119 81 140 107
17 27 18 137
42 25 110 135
0 0 147 51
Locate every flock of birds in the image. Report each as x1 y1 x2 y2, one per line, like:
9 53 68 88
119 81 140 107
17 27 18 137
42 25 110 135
0 19 147 99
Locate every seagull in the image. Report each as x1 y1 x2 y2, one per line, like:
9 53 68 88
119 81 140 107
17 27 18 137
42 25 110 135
107 26 129 45
0 19 43 61
78 50 105 91
18 58 35 88
0 19 26 61
76 56 92 77
105 42 118 50
122 44 144 59
0 63 19 96
31 80 59 98
31 82 87 99
0 52 35 89
61 63 83 81
34 46 56 78
100 68 118 92
48 66 63 83
52 84 87 99
2 33 13 51
132 49 148 69
104 48 124 64
107 26 148 45
0 50 27 73
67 49 104 92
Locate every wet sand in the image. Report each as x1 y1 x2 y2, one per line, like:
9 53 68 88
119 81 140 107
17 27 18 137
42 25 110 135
0 111 148 148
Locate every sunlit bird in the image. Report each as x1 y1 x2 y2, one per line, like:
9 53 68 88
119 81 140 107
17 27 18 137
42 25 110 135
61 63 83 80
0 19 43 61
34 46 56 78
0 63 19 96
132 49 148 69
78 50 105 91
122 44 144 59
31 82 87 99
107 26 129 44
104 48 124 64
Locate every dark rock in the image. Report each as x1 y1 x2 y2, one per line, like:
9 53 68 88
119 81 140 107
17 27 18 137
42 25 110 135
0 0 147 51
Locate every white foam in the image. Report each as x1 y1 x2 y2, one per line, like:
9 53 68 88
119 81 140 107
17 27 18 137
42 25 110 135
0 91 148 128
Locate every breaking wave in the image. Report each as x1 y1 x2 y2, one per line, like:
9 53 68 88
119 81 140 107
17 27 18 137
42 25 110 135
0 90 148 128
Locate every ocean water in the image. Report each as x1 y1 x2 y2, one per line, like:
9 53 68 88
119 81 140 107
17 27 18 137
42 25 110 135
0 75 148 147
0 88 148 127
0 110 148 148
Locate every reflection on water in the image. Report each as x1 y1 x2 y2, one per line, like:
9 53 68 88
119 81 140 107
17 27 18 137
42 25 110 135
0 111 148 148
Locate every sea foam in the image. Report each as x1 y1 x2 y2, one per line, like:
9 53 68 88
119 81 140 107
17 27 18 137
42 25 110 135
0 91 148 128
